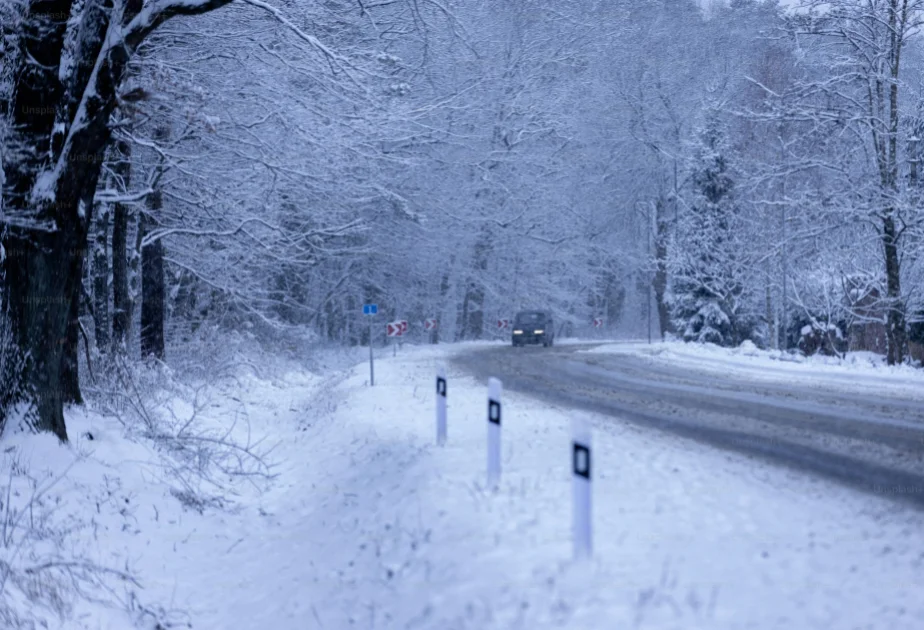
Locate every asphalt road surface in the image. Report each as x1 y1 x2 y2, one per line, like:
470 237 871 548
453 342 924 510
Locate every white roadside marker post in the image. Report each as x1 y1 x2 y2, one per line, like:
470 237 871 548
572 417 592 559
436 367 447 446
363 303 378 386
369 319 374 387
487 377 502 488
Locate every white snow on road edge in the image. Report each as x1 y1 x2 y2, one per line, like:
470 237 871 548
580 339 924 400
2 342 923 629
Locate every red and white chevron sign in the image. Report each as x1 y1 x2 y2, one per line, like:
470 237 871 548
424 318 438 330
593 317 604 328
399 320 408 334
497 318 510 330
386 321 404 337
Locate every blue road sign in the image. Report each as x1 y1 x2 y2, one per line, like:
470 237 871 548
363 304 378 315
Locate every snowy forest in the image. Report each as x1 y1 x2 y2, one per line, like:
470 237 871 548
4 0 924 440
8 1 924 627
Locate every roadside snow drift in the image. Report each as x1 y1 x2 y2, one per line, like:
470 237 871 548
582 339 924 400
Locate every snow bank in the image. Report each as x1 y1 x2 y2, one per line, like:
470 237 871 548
582 339 924 399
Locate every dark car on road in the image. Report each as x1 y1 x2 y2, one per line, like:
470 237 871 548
512 310 555 347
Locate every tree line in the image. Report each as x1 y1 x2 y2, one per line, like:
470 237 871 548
3 0 924 441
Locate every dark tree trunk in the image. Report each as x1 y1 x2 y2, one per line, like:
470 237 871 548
61 254 84 405
883 214 906 365
324 299 337 341
653 200 672 340
110 202 130 348
63 185 100 404
464 283 485 339
131 211 144 328
93 205 110 349
3 229 87 440
457 291 470 342
435 258 454 344
173 270 198 339
1 0 77 440
462 233 489 339
605 278 626 327
110 140 132 350
2 0 114 437
140 192 165 360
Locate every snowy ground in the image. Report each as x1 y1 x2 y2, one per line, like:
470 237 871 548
3 341 924 629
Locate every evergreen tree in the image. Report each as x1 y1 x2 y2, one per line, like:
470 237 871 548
669 114 756 346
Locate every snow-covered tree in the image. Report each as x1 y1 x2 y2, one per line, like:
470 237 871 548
771 0 924 364
670 113 757 346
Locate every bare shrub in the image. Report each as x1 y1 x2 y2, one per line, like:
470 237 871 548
0 456 142 626
85 347 276 514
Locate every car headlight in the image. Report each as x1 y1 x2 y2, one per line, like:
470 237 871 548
513 330 523 334
534 329 544 334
